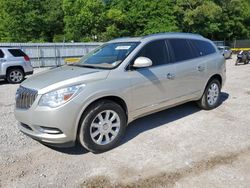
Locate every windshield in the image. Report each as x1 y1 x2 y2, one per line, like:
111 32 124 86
73 42 139 69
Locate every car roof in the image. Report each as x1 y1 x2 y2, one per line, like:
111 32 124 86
108 32 205 43
0 47 21 50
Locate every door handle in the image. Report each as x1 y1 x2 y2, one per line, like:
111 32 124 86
166 73 175 80
197 65 205 72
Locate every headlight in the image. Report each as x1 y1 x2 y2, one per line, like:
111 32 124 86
39 84 85 108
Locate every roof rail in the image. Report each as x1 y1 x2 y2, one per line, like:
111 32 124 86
109 37 133 41
142 32 203 39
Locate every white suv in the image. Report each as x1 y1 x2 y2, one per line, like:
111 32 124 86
0 48 33 83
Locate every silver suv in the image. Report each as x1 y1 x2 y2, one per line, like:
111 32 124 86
14 33 226 153
0 48 33 83
217 46 232 59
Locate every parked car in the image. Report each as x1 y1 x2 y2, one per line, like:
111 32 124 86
217 46 232 59
0 48 33 83
14 33 226 153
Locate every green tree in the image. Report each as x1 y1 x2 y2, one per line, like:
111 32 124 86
63 0 178 41
63 0 106 42
0 0 63 42
213 0 250 40
43 0 64 42
0 0 44 42
1 0 250 42
100 8 130 41
100 0 179 38
175 0 222 39
108 0 178 37
141 0 179 35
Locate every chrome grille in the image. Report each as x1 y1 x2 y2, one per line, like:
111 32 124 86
15 86 38 109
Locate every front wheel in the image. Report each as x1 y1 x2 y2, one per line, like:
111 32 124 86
78 100 126 153
197 79 221 110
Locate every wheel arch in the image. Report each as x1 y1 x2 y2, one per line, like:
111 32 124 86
201 74 222 98
6 66 25 74
91 96 128 116
75 95 128 140
207 74 222 87
198 74 223 110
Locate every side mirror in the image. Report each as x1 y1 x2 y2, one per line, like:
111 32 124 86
133 57 152 68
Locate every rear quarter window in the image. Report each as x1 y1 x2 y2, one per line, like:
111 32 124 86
191 40 216 56
8 49 27 57
0 49 4 58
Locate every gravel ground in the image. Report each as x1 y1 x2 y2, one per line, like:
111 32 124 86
0 56 250 188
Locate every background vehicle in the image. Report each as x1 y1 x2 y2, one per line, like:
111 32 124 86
217 46 232 59
0 48 33 83
235 50 250 65
14 33 226 153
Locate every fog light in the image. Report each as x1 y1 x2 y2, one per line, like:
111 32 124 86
39 126 62 134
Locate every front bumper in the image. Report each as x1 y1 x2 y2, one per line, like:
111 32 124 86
14 96 82 147
18 123 75 147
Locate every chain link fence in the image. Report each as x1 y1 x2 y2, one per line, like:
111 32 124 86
0 42 102 67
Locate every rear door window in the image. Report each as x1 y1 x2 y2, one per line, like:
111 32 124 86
167 39 197 62
0 49 4 58
191 40 216 56
8 49 27 57
135 40 169 66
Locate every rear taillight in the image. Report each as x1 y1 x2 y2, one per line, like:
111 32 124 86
24 55 30 61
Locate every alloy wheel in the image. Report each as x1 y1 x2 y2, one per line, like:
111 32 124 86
90 110 121 145
207 83 219 106
9 70 23 83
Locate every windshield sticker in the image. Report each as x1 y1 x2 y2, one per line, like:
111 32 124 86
115 46 131 50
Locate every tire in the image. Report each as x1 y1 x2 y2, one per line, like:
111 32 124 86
6 68 25 84
78 100 127 153
197 79 221 110
235 59 240 66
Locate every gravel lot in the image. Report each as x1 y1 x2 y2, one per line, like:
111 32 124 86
0 56 250 188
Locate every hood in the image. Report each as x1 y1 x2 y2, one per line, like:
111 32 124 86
21 65 110 94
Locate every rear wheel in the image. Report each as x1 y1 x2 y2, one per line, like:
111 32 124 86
6 68 24 84
78 100 126 153
197 79 221 110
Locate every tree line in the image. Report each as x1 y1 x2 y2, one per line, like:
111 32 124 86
0 0 249 42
